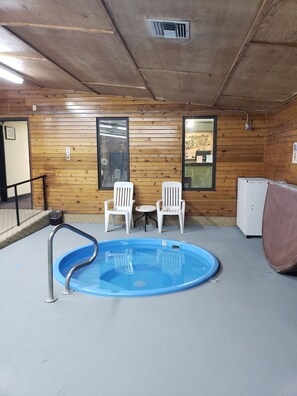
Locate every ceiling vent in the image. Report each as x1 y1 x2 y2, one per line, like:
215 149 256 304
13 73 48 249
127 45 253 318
148 19 190 39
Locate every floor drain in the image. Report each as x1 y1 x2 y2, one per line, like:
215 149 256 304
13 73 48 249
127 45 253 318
135 280 147 287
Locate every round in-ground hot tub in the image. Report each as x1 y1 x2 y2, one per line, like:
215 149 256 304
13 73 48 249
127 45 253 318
54 238 219 297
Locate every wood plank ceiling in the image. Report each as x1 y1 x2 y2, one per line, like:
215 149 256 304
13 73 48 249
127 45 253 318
0 0 296 111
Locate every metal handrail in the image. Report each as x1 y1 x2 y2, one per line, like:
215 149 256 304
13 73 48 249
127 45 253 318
0 175 47 226
0 175 47 190
46 223 98 303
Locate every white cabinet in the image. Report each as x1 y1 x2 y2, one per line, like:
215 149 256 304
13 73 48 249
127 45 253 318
236 177 270 237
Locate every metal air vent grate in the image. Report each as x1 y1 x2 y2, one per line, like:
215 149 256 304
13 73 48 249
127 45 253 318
148 19 190 39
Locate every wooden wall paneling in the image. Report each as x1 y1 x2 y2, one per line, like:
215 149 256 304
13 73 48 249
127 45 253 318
0 89 266 217
264 97 297 184
30 114 99 213
212 113 265 216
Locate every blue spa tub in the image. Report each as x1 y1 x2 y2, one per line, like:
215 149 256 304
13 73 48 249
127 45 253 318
54 238 219 297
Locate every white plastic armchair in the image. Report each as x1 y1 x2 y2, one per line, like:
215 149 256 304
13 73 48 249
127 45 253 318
156 181 185 233
104 182 135 234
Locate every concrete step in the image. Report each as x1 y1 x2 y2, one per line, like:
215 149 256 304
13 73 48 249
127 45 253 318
0 210 51 249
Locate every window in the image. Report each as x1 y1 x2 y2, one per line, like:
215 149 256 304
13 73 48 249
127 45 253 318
97 117 129 189
182 116 217 190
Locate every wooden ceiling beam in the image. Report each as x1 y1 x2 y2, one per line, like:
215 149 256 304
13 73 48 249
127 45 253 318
82 81 146 89
251 40 297 49
1 27 97 93
139 68 226 78
266 92 297 113
0 22 114 35
221 94 280 102
100 0 154 99
212 0 275 107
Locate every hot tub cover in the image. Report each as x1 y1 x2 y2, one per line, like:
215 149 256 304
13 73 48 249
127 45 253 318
262 182 297 273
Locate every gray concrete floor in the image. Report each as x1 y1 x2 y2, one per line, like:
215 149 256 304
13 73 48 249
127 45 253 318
0 222 297 396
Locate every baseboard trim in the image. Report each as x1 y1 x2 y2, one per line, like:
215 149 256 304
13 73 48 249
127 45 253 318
64 213 236 226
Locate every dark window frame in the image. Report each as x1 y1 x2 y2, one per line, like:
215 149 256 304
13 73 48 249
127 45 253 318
96 117 130 190
182 115 217 191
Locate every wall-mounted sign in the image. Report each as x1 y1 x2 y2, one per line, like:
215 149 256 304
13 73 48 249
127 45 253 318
293 142 297 164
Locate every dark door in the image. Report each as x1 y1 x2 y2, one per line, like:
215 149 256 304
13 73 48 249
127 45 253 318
0 124 7 201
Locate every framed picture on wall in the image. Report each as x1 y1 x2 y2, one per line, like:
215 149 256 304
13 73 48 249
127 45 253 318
5 126 16 140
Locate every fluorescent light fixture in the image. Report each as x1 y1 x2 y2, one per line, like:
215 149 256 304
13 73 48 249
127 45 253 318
0 56 23 72
0 66 23 84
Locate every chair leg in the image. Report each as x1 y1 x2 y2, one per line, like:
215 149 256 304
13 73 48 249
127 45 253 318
105 212 109 232
178 212 184 233
130 211 134 228
158 213 163 233
125 212 130 234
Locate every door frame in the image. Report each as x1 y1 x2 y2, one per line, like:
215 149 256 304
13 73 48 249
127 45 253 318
0 124 7 201
0 117 31 202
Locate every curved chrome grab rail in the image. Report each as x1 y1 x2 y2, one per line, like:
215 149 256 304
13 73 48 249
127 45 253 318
64 242 98 295
46 223 98 303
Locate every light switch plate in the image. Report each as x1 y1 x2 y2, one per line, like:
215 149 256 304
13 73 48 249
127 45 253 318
66 146 71 160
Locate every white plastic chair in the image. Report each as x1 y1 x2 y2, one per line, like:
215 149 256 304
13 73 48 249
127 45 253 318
156 181 185 233
104 182 135 234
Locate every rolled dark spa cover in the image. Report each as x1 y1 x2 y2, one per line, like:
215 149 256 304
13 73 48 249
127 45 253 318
262 182 297 273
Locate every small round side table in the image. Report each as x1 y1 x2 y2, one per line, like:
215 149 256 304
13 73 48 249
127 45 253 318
134 205 158 232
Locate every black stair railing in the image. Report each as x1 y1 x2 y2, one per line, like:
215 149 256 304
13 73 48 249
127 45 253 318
0 175 47 226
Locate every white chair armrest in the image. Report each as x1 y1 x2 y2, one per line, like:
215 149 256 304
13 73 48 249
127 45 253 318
104 199 114 211
156 199 162 211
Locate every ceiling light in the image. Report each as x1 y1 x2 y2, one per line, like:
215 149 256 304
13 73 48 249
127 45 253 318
0 56 23 72
0 66 24 84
